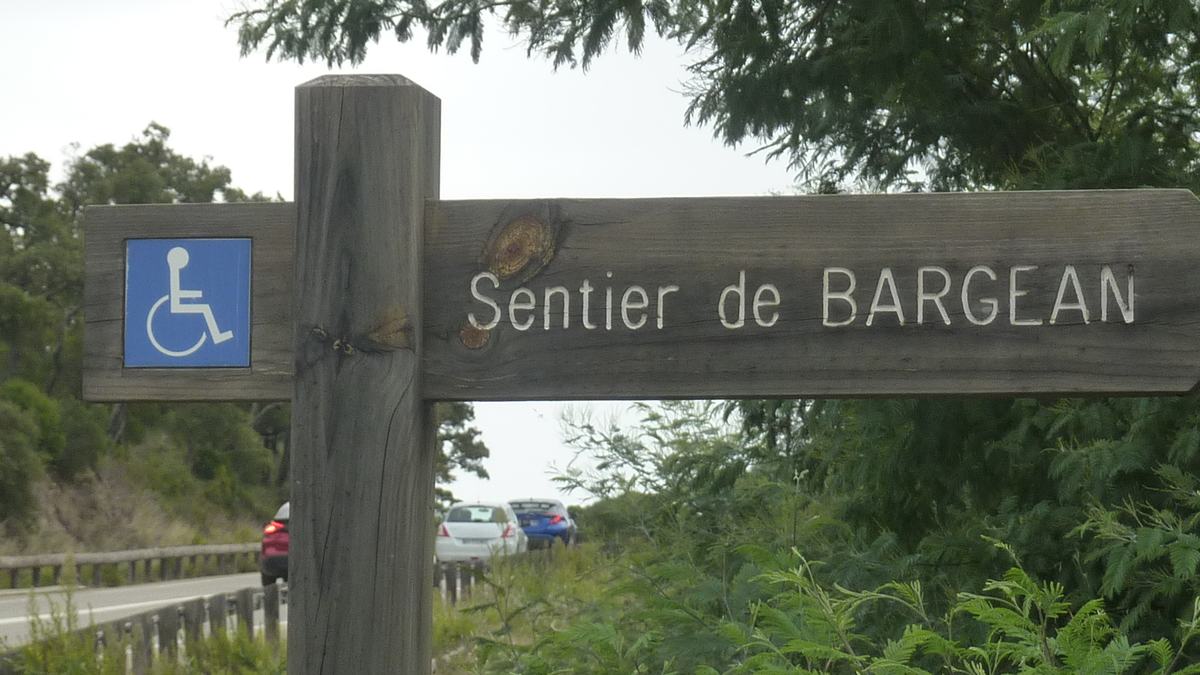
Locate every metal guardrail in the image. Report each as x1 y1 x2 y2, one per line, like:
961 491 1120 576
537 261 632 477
0 543 260 589
0 582 285 675
434 547 564 605
0 549 564 673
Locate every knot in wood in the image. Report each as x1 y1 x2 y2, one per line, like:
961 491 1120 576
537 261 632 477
482 215 557 282
459 324 491 350
364 307 412 352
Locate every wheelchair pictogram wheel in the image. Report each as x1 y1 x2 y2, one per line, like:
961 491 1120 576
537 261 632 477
146 294 207 357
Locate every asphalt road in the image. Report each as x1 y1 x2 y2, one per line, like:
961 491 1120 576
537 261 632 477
0 573 279 647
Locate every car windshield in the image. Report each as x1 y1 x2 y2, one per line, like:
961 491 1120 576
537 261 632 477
510 501 562 515
447 506 507 523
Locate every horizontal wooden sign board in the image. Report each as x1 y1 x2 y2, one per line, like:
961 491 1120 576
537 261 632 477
84 189 1200 401
426 189 1200 399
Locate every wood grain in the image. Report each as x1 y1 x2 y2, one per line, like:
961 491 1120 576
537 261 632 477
86 190 1200 402
423 190 1200 398
82 202 293 401
289 74 440 675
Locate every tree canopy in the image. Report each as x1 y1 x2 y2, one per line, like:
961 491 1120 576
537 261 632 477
231 0 1200 190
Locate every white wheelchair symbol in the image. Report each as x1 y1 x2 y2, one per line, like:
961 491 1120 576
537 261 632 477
146 246 234 357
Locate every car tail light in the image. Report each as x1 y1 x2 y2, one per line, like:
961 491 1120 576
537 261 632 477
548 515 564 525
501 524 514 539
263 520 286 535
438 523 451 538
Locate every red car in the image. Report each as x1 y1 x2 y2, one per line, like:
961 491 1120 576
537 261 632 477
260 502 289 585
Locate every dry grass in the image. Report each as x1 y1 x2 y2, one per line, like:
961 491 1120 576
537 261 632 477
1 453 264 556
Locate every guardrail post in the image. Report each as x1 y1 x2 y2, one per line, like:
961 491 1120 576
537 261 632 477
182 597 205 645
473 561 486 592
157 605 179 659
131 615 153 675
264 582 281 646
8 569 17 589
235 587 255 639
209 593 228 636
445 564 458 605
291 74 440 675
97 620 124 659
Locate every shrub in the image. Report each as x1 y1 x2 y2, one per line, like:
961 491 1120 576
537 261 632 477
0 401 43 525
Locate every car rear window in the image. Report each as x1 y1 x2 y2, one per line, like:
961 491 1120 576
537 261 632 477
510 501 563 515
447 506 508 523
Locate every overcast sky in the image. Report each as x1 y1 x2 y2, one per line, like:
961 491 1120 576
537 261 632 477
2 0 797 508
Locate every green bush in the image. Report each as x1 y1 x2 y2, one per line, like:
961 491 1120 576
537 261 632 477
0 379 65 465
0 400 43 525
54 398 110 479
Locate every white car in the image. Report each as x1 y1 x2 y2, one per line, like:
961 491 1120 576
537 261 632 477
436 501 528 562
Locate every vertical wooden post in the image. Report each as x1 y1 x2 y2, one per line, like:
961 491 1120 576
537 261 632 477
209 593 227 636
263 582 281 647
182 598 205 644
157 605 179 658
291 74 440 674
235 587 255 639
445 564 458 606
131 616 152 674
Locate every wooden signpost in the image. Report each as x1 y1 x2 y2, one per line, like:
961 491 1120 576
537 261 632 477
82 74 1200 673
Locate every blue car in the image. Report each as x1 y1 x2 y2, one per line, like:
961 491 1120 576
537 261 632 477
509 499 576 548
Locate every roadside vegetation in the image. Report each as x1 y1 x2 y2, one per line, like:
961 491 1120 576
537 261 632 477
1 583 284 674
416 401 1200 671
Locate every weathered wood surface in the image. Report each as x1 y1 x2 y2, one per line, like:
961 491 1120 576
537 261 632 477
290 74 440 674
82 202 294 401
423 190 1200 398
83 189 1200 401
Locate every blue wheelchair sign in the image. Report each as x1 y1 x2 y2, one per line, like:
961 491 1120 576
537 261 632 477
125 239 252 368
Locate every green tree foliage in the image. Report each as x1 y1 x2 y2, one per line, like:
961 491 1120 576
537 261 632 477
529 403 1200 672
435 401 490 507
0 125 490 533
0 401 42 525
231 0 1200 190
